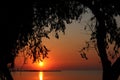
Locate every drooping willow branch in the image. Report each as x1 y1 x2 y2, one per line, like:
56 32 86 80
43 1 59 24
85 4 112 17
15 1 86 64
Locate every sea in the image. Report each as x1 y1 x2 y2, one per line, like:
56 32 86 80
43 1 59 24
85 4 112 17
11 70 103 80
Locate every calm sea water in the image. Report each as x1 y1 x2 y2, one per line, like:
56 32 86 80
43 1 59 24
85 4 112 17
11 70 102 80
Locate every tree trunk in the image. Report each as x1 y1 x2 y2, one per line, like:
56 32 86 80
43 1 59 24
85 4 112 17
112 58 120 80
78 0 120 79
97 29 113 80
0 62 13 80
2 66 13 80
0 2 33 80
96 13 119 80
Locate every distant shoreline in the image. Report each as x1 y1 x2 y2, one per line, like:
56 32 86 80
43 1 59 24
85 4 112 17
10 69 61 72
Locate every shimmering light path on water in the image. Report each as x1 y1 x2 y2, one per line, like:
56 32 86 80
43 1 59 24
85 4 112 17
39 72 43 80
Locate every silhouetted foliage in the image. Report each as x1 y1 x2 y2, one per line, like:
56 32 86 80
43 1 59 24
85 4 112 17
32 0 120 80
1 0 120 80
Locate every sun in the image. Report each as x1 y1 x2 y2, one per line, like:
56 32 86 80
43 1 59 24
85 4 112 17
39 61 44 66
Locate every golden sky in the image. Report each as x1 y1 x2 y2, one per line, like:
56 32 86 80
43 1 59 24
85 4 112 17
14 22 102 70
14 12 102 70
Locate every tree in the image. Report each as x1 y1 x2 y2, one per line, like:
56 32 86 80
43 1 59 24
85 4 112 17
32 0 120 80
0 0 120 80
0 2 33 80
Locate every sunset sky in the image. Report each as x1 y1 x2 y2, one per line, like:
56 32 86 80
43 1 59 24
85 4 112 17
14 11 102 70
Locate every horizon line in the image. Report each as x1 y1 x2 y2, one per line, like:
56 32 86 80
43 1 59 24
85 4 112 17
10 69 62 72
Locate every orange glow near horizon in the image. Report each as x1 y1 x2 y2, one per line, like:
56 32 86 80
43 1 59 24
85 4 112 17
14 20 102 70
39 61 44 67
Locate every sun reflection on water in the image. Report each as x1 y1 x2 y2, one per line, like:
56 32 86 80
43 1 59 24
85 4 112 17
39 72 43 80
